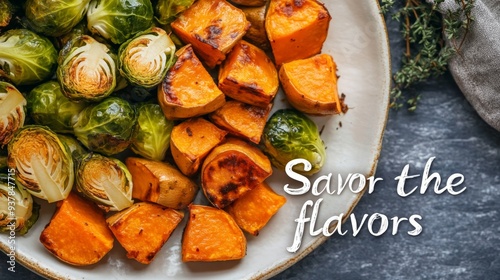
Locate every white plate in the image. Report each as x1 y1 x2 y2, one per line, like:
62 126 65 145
0 1 391 279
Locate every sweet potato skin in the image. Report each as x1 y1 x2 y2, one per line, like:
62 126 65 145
218 40 279 107
279 53 344 115
158 44 226 120
209 101 272 144
170 118 228 176
265 0 331 66
201 138 272 208
230 0 267 6
225 181 286 236
182 204 246 262
125 157 198 210
39 192 114 266
107 202 184 264
171 0 251 68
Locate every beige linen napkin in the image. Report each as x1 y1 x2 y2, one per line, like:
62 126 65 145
436 0 500 131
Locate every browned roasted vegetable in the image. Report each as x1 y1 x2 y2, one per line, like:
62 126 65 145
265 0 331 66
182 204 246 262
279 53 345 115
225 181 286 236
158 44 226 120
125 157 198 210
241 4 270 50
201 137 272 208
229 0 267 6
107 202 184 264
209 100 271 144
218 40 278 107
171 0 250 68
170 118 227 176
39 192 114 266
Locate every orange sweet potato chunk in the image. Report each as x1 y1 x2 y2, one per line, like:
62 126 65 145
209 100 272 144
201 137 272 208
218 40 279 107
279 53 345 115
265 0 331 66
170 118 228 176
39 192 114 266
158 44 226 120
182 204 246 262
171 0 251 68
107 202 184 264
225 181 286 236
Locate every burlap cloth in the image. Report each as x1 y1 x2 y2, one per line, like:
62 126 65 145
437 0 500 131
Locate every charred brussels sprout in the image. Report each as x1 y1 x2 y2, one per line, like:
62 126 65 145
72 97 137 156
27 81 87 134
262 109 326 176
118 27 176 88
0 82 26 147
0 173 40 235
156 0 195 25
0 29 58 86
131 103 174 161
87 0 154 45
57 35 117 102
7 126 74 202
76 153 133 211
0 0 13 28
25 0 91 37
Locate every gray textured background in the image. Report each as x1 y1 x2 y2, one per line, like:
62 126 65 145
2 5 500 280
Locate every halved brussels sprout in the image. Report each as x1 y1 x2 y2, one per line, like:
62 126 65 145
0 0 13 28
0 173 40 235
0 29 58 86
131 103 174 161
25 0 91 37
57 35 117 102
0 82 26 147
7 125 74 202
156 0 195 25
118 27 176 88
261 109 326 176
87 0 154 45
27 81 87 134
76 153 133 211
72 97 137 156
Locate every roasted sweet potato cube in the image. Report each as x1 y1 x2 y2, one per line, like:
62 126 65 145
265 0 331 66
171 0 251 68
209 101 272 144
182 204 246 262
39 192 114 266
279 53 345 115
107 202 184 264
201 137 272 208
158 44 226 120
170 118 228 176
218 40 279 107
225 181 286 236
126 157 198 209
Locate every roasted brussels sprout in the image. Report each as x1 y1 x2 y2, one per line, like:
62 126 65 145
0 82 26 147
7 125 75 202
131 103 174 161
87 0 154 45
25 0 91 37
0 29 58 86
57 134 87 162
72 97 137 156
27 81 87 134
156 0 195 25
261 109 326 176
0 173 40 235
57 35 117 102
76 153 133 211
0 0 13 28
118 27 176 88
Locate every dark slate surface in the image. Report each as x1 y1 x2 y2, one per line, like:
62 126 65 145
2 7 500 280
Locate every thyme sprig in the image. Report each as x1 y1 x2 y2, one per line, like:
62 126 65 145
381 0 474 111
